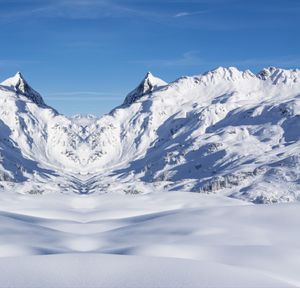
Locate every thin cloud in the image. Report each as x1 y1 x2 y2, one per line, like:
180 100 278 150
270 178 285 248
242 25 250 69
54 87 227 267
0 6 53 23
0 0 134 22
131 52 300 70
0 0 241 31
174 11 205 18
64 41 105 48
132 51 205 68
0 0 208 26
174 12 191 17
223 56 300 70
0 59 40 69
46 97 123 101
47 91 122 96
45 91 124 101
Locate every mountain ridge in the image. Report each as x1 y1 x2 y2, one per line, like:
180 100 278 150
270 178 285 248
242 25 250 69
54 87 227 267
0 66 299 203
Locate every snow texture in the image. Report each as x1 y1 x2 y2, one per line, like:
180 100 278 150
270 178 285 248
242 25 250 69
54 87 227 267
0 192 299 287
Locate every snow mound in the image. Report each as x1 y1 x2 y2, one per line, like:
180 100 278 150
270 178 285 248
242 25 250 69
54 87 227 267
0 192 299 287
0 253 293 288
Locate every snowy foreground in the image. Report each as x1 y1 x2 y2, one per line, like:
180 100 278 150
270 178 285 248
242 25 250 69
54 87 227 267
1 191 300 287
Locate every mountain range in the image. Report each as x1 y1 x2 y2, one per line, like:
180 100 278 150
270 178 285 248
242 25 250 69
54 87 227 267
0 67 299 203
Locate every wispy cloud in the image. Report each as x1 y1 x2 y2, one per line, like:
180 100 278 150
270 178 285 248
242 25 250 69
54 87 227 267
228 56 300 70
0 59 40 68
63 41 105 48
0 0 155 22
0 0 245 31
0 6 53 23
131 52 300 70
47 97 123 101
0 0 209 27
174 11 205 18
132 51 205 68
45 91 123 101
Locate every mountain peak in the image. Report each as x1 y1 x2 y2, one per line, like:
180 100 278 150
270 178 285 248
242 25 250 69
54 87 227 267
257 67 300 84
2 71 25 87
202 66 256 81
123 72 167 106
199 66 299 85
144 71 153 78
257 67 280 80
1 72 46 107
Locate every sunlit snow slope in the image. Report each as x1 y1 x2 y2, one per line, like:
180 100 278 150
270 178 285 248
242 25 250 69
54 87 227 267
0 67 299 203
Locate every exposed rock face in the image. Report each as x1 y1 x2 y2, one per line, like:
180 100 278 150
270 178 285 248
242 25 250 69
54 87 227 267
1 72 47 107
123 72 167 105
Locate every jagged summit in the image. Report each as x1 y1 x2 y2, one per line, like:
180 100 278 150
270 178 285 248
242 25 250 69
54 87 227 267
170 66 300 88
195 66 255 81
1 72 47 107
257 67 300 84
201 66 300 84
123 72 167 105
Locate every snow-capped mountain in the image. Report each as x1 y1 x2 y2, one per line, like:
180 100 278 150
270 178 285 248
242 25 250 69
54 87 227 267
1 72 49 108
123 72 167 105
0 67 299 202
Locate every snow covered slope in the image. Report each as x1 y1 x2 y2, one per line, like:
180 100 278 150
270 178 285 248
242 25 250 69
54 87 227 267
0 67 299 203
0 192 300 287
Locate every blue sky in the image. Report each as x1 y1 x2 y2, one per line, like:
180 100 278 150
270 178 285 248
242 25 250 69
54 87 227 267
0 0 299 116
